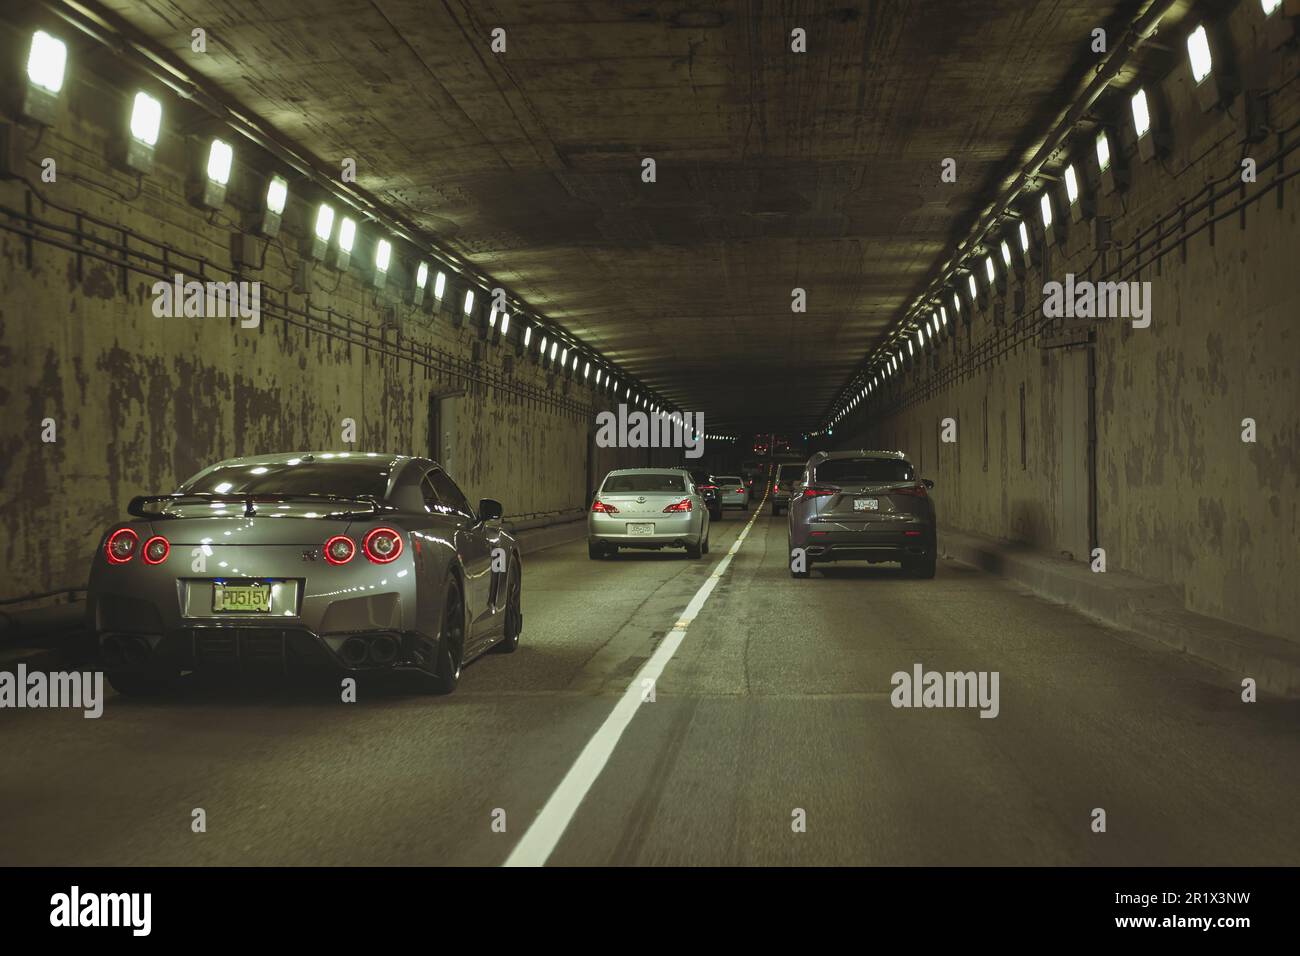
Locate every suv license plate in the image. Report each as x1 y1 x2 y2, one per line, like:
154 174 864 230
853 498 879 511
213 583 272 613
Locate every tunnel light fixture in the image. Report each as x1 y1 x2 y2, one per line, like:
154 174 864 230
193 137 233 209
967 272 978 303
1187 25 1213 85
1187 24 1228 112
1131 90 1151 141
434 271 447 303
560 346 568 368
334 216 356 270
463 288 475 318
309 203 334 260
1064 162 1091 222
572 354 580 372
585 361 591 380
412 261 429 306
23 30 67 124
1039 192 1057 247
1095 129 1112 173
984 255 996 288
1018 220 1030 253
1000 239 1012 269
499 311 510 336
550 341 559 362
373 238 391 289
125 91 162 172
523 325 533 348
489 307 500 330
259 175 288 237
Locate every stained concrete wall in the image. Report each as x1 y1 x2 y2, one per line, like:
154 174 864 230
0 35 672 603
840 9 1300 639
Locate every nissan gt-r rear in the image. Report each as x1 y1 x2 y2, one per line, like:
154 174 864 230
87 452 522 696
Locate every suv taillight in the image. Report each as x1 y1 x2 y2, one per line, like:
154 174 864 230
801 486 838 499
591 499 619 514
363 528 404 563
891 485 928 498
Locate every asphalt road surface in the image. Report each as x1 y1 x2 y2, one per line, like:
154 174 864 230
2 506 1298 866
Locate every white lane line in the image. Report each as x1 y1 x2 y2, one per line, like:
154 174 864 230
504 479 771 867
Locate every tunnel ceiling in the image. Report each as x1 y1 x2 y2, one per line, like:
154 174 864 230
100 0 1150 431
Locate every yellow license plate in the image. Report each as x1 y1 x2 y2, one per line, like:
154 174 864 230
212 583 272 613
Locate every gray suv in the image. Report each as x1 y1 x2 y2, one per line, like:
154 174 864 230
787 450 936 578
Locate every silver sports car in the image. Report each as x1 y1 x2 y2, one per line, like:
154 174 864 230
86 452 522 696
588 467 710 559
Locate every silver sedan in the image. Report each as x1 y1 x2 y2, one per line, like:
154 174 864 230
86 452 522 696
588 468 710 559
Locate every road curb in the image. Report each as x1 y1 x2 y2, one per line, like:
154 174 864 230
939 528 1300 698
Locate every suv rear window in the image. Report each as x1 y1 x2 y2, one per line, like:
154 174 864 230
813 458 914 484
603 473 686 494
777 464 804 480
715 476 741 484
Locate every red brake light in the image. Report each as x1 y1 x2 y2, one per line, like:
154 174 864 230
698 484 717 491
892 485 928 498
363 527 404 564
801 486 837 499
663 498 693 513
591 499 619 514
324 534 356 565
142 535 170 565
105 528 138 564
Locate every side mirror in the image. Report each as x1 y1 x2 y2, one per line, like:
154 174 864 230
922 478 935 489
478 498 503 523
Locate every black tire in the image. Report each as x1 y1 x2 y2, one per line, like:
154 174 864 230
588 540 604 560
493 559 522 653
686 536 703 559
105 671 176 697
709 506 722 522
702 529 710 555
904 553 937 579
427 578 466 694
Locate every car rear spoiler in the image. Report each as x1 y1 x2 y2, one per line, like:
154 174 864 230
126 493 387 519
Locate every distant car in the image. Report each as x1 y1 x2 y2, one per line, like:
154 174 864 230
787 450 936 578
687 469 724 520
770 462 806 516
589 468 710 559
740 460 767 501
714 475 748 511
86 453 521 696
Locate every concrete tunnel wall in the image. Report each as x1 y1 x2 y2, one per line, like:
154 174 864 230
0 50 678 603
837 7 1300 640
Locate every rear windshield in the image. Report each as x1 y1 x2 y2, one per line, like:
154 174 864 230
813 458 914 484
777 464 804 480
716 476 741 484
603 473 686 494
181 459 393 500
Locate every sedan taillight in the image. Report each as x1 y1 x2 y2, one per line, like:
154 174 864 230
105 528 138 564
324 534 356 565
142 535 170 565
363 528 404 563
591 499 619 514
663 498 693 513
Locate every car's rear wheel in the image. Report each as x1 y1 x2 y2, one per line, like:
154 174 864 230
426 578 466 694
105 671 176 697
588 540 605 560
686 534 703 559
709 505 722 521
494 559 522 653
904 553 937 579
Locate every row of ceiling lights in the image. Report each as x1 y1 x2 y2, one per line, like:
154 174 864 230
821 0 1293 432
19 25 677 417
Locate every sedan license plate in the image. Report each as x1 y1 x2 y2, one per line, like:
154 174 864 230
627 522 655 535
853 497 879 512
212 583 272 613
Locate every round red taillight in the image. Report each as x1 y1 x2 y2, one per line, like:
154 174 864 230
142 535 170 565
363 527 404 564
324 535 356 565
105 528 138 564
